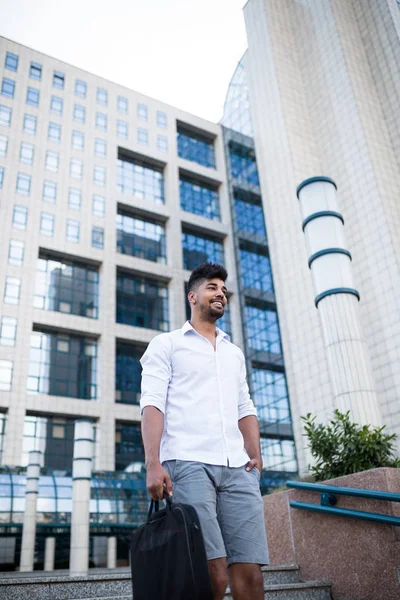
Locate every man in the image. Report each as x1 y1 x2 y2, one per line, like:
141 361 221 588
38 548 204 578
140 262 269 600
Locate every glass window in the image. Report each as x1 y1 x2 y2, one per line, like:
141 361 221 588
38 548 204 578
179 175 220 220
116 272 169 331
73 104 85 124
70 158 83 179
0 134 8 157
0 166 3 188
75 79 87 98
157 135 168 153
53 71 65 89
177 126 215 168
50 95 63 116
34 255 99 318
23 114 37 134
0 360 13 391
117 95 128 113
157 111 167 128
95 112 107 131
229 142 259 186
8 240 24 266
5 52 18 72
115 422 144 471
93 165 106 187
92 226 104 249
117 157 164 203
48 122 61 142
251 369 291 432
27 331 97 399
94 138 107 158
1 77 15 98
66 219 80 243
26 87 40 107
137 128 148 145
12 205 28 229
71 130 84 150
0 316 17 346
40 212 54 237
45 151 59 172
29 61 42 80
117 211 166 263
260 438 297 473
115 343 143 405
92 195 105 217
117 120 128 139
245 303 281 354
68 188 81 210
234 190 266 237
43 180 57 203
4 277 20 305
182 231 223 271
0 104 12 126
137 103 148 121
240 246 273 292
19 142 34 164
16 172 31 195
96 87 108 106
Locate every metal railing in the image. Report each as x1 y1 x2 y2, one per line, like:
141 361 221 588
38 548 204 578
286 480 400 527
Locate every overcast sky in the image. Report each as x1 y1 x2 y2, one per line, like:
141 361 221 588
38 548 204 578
0 0 248 123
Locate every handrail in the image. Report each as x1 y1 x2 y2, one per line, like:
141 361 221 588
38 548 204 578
286 480 400 527
286 480 400 502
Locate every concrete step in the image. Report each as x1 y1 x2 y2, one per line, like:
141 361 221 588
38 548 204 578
261 564 300 585
224 580 332 600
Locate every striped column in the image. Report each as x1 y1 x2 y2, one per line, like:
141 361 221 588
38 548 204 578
44 537 55 571
69 419 94 576
20 450 43 572
297 176 381 426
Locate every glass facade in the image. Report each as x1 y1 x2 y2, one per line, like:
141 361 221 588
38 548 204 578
177 127 215 168
117 211 166 263
179 175 220 220
182 231 224 271
27 331 97 399
234 189 266 237
116 272 169 331
251 368 291 430
229 142 259 187
22 415 79 470
245 304 281 354
34 255 99 318
116 342 143 405
117 158 164 203
239 246 273 292
115 422 145 471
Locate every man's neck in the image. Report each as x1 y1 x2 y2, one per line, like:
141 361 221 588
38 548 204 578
189 316 217 340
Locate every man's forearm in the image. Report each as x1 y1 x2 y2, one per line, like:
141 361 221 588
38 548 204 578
239 415 262 463
141 406 164 467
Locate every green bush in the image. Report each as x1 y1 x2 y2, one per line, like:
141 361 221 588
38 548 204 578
302 409 400 481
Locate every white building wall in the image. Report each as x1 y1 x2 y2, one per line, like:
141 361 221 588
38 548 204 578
244 0 400 471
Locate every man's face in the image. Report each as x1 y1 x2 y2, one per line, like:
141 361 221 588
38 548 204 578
189 278 228 321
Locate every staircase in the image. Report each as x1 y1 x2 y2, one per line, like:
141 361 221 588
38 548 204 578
224 565 332 599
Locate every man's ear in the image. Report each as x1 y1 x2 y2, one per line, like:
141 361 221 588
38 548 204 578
188 290 196 305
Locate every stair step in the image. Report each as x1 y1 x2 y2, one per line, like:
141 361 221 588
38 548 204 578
261 564 300 585
224 580 332 600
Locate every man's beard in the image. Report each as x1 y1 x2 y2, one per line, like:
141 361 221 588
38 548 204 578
199 301 224 321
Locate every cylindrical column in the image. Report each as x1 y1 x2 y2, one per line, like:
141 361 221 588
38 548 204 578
107 536 117 569
44 537 55 571
69 419 94 576
20 450 43 572
297 176 381 426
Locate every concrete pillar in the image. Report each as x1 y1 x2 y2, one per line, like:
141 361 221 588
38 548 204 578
44 537 55 571
297 176 381 426
107 536 117 569
20 450 43 572
69 420 94 576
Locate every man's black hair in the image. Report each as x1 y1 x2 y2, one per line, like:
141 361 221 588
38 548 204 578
187 262 228 293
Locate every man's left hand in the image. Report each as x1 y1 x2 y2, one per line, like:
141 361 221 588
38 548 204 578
246 457 263 472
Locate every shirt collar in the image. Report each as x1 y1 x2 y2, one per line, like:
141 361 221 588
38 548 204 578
182 320 230 341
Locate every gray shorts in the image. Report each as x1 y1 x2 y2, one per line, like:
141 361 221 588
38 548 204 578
163 460 269 566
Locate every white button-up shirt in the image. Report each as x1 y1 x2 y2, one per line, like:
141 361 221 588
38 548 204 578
140 321 258 467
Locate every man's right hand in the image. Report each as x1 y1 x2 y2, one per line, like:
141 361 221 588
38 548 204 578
146 462 173 500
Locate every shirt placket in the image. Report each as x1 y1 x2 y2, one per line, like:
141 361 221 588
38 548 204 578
215 338 230 466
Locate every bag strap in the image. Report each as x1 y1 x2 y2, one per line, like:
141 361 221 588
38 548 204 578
147 491 172 520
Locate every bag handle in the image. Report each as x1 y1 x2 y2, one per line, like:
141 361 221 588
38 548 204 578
147 491 172 520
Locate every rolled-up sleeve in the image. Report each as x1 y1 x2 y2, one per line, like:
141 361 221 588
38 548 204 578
140 334 172 415
238 352 258 420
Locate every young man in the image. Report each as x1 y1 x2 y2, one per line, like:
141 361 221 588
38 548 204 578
140 262 269 600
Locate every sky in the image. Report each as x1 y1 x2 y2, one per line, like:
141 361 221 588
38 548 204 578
0 0 248 123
